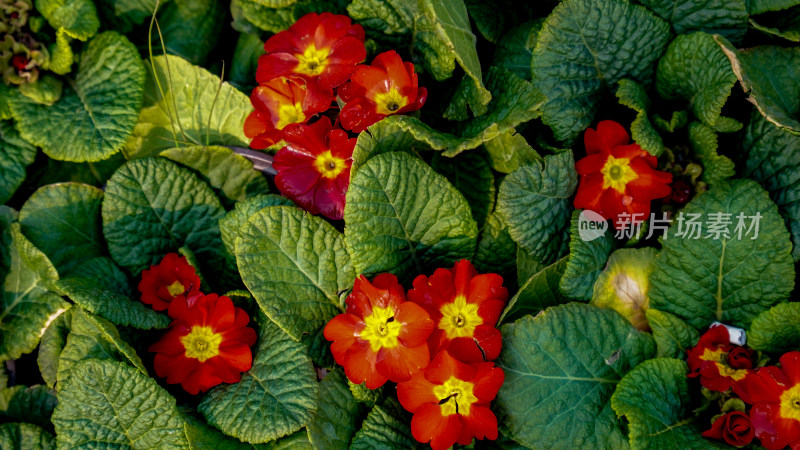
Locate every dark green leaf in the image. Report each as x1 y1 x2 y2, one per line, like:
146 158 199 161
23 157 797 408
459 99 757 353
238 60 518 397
616 79 664 156
646 309 700 358
0 385 57 428
500 257 568 323
560 210 615 301
307 371 362 449
0 121 37 204
639 0 747 41
688 122 735 185
430 149 495 228
37 309 71 388
0 423 53 450
350 398 414 450
748 302 800 353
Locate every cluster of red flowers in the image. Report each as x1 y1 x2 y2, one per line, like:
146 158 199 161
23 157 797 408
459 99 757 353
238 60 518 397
138 253 257 395
688 324 800 449
324 260 507 450
244 12 427 220
574 120 673 230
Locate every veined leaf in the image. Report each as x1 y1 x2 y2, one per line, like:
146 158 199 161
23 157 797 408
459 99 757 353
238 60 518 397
344 152 478 282
0 423 53 450
350 398 414 450
307 370 362 448
496 303 655 449
482 130 542 174
220 194 294 256
52 359 189 448
649 179 795 329
35 0 100 40
615 79 664 156
37 309 71 388
748 303 800 353
560 210 615 301
474 212 517 284
688 122 736 185
646 309 700 359
639 0 747 41
430 149 495 229
0 121 36 205
500 257 568 323
0 385 58 427
154 0 225 66
749 0 800 14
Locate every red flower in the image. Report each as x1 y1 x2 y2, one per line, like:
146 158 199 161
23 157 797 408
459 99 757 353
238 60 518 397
138 253 201 311
272 116 356 220
397 350 504 450
407 260 507 363
256 12 366 91
338 50 427 133
735 352 800 450
149 293 257 394
244 77 332 149
702 411 755 447
573 120 673 230
323 273 434 389
687 324 754 392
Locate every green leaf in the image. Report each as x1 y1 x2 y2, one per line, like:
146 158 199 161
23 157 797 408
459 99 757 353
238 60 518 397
496 303 655 449
649 179 795 330
161 145 270 205
49 28 75 75
68 256 133 296
154 0 225 65
0 121 37 205
688 122 735 185
199 317 318 444
500 257 568 323
0 423 54 450
307 371 362 449
0 385 58 428
716 38 800 134
230 33 264 90
749 0 800 14
125 55 251 159
9 32 146 162
344 152 478 282
474 212 518 284
612 359 720 449
742 112 800 261
52 359 189 448
350 398 414 450
219 194 294 256
444 74 490 121
516 246 545 282
646 309 700 358
0 224 69 361
35 0 100 40
749 8 800 42
465 0 537 44
560 210 615 301
56 275 171 330
18 183 105 275
430 150 495 228
656 32 738 129
102 158 229 281
591 248 658 331
57 308 146 386
94 0 163 31
348 0 491 111
639 0 747 41
0 207 15 283
482 130 542 174
183 413 259 449
235 206 353 341
11 223 61 292
531 0 671 141
748 303 800 353
37 309 71 388
492 20 542 81
19 74 63 106
497 151 578 264
233 0 297 33
615 79 664 156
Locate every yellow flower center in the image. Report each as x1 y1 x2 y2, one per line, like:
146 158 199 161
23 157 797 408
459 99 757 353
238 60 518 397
439 295 482 340
700 348 749 382
275 102 306 130
313 150 348 179
780 385 800 422
295 44 330 76
600 156 638 193
166 280 185 297
181 326 222 362
433 377 478 416
374 88 409 115
359 306 402 352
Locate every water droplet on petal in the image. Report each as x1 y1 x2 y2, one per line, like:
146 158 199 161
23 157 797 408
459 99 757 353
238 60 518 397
622 195 633 206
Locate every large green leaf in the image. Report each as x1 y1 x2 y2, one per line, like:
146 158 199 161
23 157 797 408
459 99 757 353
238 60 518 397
716 38 800 134
649 179 795 330
482 130 542 174
219 195 294 256
560 210 615 301
9 32 145 162
656 32 738 128
350 398 414 450
155 0 225 65
35 0 100 40
748 303 800 353
52 359 189 448
464 0 538 44
161 145 270 204
0 224 70 361
235 206 353 341
497 151 577 264
611 358 720 449
499 257 568 323
56 308 146 386
742 112 800 261
430 150 495 229
615 79 664 157
125 55 251 159
0 121 36 205
0 423 54 450
749 7 800 42
688 122 736 185
492 20 542 81
307 370 362 448
749 0 800 14
646 309 700 359
473 212 517 284
344 152 478 281
37 309 71 388
0 385 58 427
348 0 491 112
639 0 747 40
199 317 318 444
102 158 228 279
496 303 655 449
18 183 105 275
531 0 671 141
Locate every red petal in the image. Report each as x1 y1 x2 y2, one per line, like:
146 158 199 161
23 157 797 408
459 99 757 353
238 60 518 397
339 96 384 133
472 364 505 402
397 371 438 413
575 153 609 175
461 404 499 441
411 403 462 450
734 366 787 405
751 403 800 450
594 120 631 149
255 53 299 85
396 302 434 347
344 345 387 389
573 173 606 212
374 50 412 90
781 352 800 385
376 343 430 383
425 350 476 385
